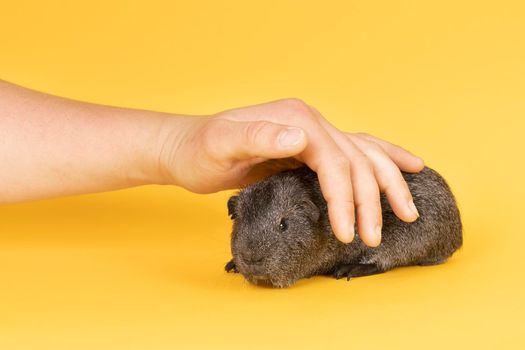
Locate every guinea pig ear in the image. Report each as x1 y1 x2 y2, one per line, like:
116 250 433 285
227 195 238 219
301 199 320 223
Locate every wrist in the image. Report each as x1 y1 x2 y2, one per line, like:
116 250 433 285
139 112 209 187
125 111 171 186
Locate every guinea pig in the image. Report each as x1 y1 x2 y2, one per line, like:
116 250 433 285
225 166 462 288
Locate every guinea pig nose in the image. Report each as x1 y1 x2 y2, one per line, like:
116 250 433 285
240 251 265 265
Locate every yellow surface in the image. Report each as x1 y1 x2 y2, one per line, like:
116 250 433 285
1 1 524 349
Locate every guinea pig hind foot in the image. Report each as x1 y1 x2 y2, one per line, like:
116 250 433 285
225 259 239 273
332 263 384 281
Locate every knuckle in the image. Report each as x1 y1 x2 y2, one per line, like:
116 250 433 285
355 183 381 208
363 139 383 153
245 120 273 144
308 105 323 119
331 155 351 171
383 171 409 195
324 189 353 205
354 137 384 157
355 132 372 139
398 177 412 195
380 175 397 193
281 97 307 108
355 191 380 207
279 98 312 116
340 197 356 208
351 153 373 172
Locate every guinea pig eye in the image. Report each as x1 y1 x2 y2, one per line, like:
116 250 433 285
279 218 288 232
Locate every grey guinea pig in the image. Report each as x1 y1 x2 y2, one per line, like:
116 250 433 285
224 166 462 288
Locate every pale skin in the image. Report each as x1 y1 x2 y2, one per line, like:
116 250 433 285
0 80 423 246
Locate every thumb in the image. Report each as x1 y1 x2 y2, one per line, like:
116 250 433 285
209 119 307 161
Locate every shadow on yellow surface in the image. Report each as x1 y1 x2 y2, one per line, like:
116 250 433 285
1 0 524 349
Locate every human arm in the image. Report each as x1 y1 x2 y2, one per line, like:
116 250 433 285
0 80 423 246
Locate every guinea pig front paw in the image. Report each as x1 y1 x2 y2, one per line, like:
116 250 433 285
332 263 384 281
224 259 238 273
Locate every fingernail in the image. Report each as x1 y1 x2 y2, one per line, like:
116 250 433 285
408 200 420 218
338 224 354 244
278 127 304 147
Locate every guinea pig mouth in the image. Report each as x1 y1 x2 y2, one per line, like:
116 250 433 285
245 274 294 288
241 266 274 286
249 275 274 287
235 257 295 288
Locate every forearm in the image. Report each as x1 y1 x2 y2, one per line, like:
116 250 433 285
0 80 424 246
0 80 174 203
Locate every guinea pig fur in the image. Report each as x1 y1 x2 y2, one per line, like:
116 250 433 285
225 166 462 288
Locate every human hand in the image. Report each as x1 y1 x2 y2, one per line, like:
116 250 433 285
157 99 424 246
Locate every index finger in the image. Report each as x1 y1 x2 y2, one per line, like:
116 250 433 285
301 127 356 244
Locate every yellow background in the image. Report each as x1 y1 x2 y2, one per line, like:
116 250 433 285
1 1 524 349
